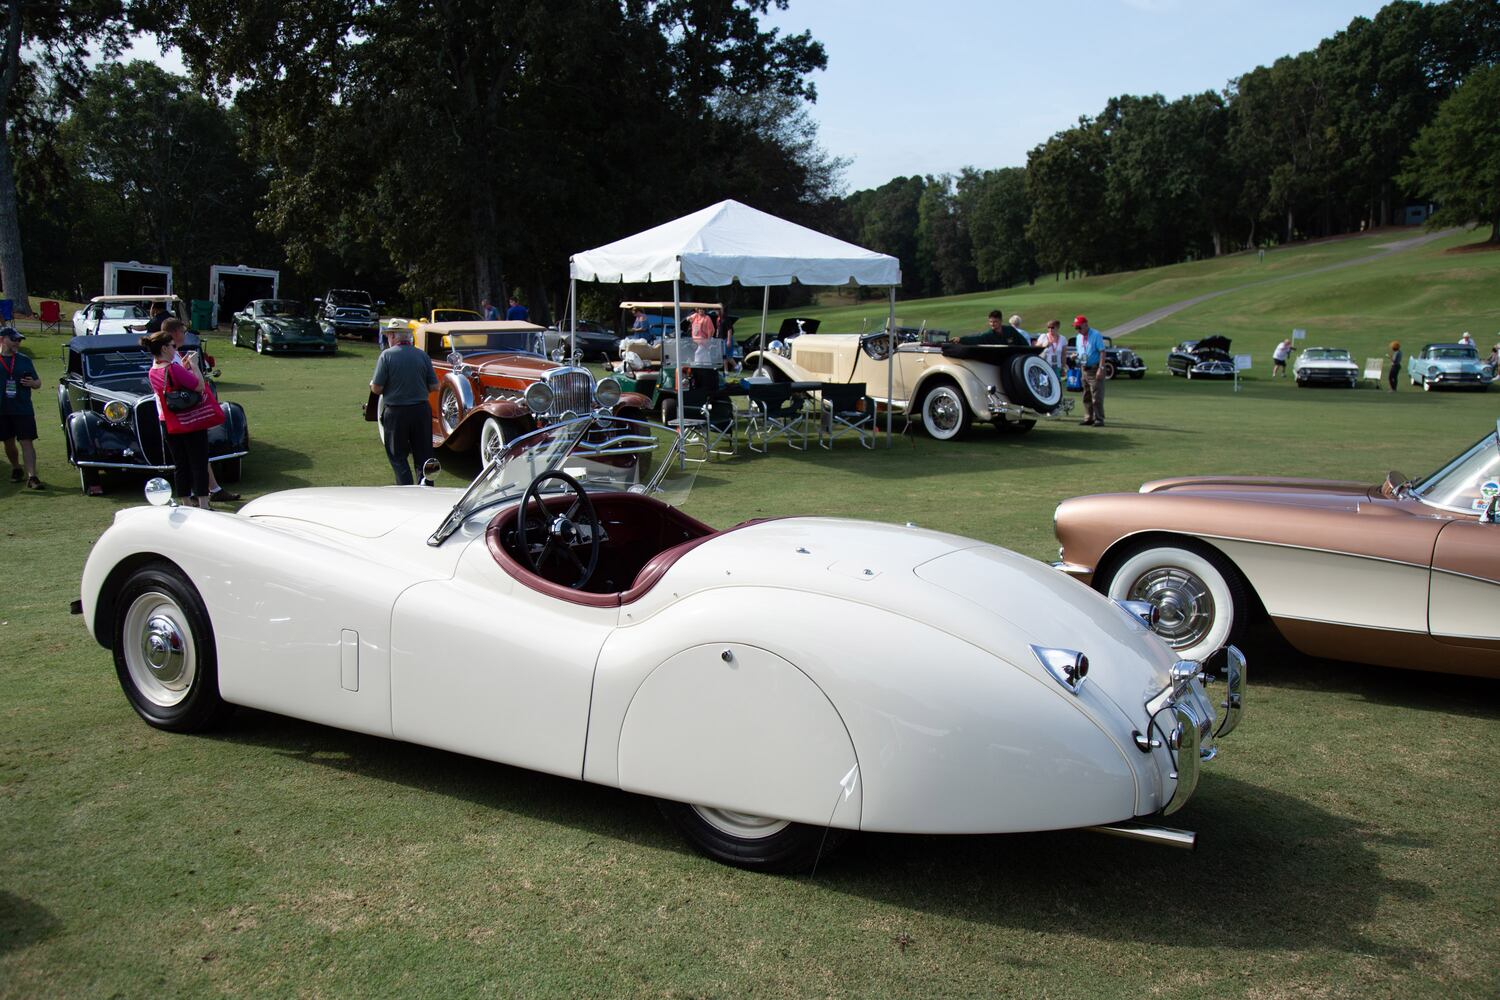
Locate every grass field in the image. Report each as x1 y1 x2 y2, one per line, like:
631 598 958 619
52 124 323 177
3 231 1500 998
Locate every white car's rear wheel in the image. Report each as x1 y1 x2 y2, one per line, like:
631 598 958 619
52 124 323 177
113 564 230 732
1101 543 1245 660
657 800 843 873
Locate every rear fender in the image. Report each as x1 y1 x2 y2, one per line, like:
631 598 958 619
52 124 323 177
912 365 992 416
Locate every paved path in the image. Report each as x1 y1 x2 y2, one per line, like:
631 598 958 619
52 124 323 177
1102 228 1458 339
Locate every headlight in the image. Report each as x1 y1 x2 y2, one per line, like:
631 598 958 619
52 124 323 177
1428 366 1439 377
524 381 554 413
102 400 130 423
594 376 621 408
1483 366 1495 379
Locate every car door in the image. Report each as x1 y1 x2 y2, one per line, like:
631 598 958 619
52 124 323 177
388 537 617 780
1429 519 1500 651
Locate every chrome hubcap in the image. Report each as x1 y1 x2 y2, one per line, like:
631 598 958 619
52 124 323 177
122 591 196 707
1128 568 1214 649
927 391 960 431
440 391 460 433
691 805 790 840
480 421 505 465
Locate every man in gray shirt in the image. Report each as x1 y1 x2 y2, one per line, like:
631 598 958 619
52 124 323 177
370 326 439 484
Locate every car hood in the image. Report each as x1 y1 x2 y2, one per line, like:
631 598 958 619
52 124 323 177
240 486 464 538
1297 357 1357 368
263 317 320 334
463 353 557 377
1137 475 1373 509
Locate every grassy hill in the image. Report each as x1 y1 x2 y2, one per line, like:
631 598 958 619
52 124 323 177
752 227 1500 370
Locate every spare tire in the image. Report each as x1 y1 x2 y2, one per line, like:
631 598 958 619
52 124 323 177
1006 354 1063 411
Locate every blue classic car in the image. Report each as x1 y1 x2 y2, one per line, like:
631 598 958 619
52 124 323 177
57 334 250 494
1407 343 1494 391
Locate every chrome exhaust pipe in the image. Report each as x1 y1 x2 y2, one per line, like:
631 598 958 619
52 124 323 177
1085 823 1196 851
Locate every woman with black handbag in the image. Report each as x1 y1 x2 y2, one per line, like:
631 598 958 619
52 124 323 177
142 329 225 509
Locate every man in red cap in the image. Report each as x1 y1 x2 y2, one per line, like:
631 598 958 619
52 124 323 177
1073 315 1105 426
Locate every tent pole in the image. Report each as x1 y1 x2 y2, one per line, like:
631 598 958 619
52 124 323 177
756 286 769 377
673 277 684 462
886 287 895 447
568 278 577 362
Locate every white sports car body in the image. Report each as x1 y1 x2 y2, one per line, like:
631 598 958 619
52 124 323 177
78 415 1245 870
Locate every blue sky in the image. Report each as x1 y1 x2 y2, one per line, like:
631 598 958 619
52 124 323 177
762 0 1389 191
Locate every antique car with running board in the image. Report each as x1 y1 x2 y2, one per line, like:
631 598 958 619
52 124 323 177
77 413 1245 872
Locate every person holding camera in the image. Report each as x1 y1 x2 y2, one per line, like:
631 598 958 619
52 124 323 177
0 327 43 489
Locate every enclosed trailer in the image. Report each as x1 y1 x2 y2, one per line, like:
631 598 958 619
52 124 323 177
209 264 280 328
103 261 173 297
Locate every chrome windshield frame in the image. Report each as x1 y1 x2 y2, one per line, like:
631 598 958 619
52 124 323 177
1410 422 1500 516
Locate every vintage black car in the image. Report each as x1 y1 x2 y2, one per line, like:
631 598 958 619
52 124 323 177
57 334 249 495
541 319 621 361
1167 335 1235 379
316 289 381 341
1064 335 1147 379
231 299 337 354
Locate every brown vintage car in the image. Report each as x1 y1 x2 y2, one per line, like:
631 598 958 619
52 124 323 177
1053 421 1500 677
416 321 648 465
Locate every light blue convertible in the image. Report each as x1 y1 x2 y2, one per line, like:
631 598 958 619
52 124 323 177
1408 343 1494 391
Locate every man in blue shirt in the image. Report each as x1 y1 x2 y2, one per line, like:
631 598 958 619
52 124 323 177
0 327 42 488
370 326 440 484
1073 315 1106 427
505 296 529 321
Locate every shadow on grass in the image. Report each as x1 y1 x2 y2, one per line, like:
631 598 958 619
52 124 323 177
0 891 61 954
205 706 1430 964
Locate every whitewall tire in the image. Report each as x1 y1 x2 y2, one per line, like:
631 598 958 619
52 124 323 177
919 384 970 440
1101 543 1245 660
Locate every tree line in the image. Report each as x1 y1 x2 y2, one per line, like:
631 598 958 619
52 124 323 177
1 0 1496 316
833 0 1500 300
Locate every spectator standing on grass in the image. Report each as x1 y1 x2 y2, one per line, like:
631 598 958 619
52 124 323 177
1074 316 1106 427
143 328 222 509
163 319 239 502
1389 341 1402 392
1038 319 1066 374
1272 338 1293 377
505 296 528 321
1008 314 1031 343
0 327 43 489
1459 331 1474 348
482 298 500 321
370 325 439 486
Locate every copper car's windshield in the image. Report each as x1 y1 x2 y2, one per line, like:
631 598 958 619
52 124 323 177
1411 425 1500 514
429 415 700 545
446 331 543 354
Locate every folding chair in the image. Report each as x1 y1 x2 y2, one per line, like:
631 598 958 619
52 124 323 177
38 300 62 334
745 382 809 452
663 386 733 462
818 382 874 450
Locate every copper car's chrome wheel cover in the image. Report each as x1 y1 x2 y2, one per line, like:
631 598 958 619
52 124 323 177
1128 568 1214 650
122 591 197 707
691 806 790 840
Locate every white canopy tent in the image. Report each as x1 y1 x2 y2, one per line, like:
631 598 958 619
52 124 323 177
568 200 902 445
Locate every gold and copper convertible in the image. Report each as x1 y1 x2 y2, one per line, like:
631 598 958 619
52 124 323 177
1054 421 1500 676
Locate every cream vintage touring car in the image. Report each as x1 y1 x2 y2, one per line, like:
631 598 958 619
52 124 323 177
747 330 1068 439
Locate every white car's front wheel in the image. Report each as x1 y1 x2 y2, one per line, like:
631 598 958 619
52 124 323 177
657 800 843 873
1101 543 1246 660
112 564 231 732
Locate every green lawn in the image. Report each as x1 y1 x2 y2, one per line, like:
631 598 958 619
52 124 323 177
3 237 1500 998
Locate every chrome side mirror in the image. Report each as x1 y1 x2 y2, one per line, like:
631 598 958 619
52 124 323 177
144 477 176 507
420 458 441 487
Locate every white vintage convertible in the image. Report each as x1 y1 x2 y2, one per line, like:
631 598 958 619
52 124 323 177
78 415 1245 871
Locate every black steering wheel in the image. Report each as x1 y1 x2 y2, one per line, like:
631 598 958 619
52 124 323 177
516 470 602 589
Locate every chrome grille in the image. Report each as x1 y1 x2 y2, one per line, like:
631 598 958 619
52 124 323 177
546 368 594 415
134 397 168 466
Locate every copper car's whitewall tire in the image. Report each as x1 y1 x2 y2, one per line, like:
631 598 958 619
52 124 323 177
1101 543 1245 661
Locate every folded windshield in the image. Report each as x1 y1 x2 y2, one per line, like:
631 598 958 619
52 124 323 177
429 415 701 545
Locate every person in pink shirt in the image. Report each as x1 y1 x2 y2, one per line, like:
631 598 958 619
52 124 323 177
143 328 224 509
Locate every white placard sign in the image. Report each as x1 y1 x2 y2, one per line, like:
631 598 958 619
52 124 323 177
1291 328 1306 341
1234 354 1254 371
